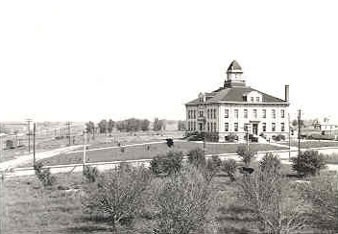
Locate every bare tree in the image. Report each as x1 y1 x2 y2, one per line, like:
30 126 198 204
82 166 152 233
153 166 212 234
237 169 308 234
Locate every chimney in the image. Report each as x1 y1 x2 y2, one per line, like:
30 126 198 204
284 85 289 102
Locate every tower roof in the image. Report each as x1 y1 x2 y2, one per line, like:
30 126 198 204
226 60 242 73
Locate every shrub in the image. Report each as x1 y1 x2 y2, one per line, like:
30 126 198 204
259 152 281 174
291 150 327 177
187 148 206 168
83 165 99 183
307 133 335 140
82 167 152 232
297 174 338 232
33 162 56 187
272 134 286 141
237 168 308 233
150 151 183 176
225 133 238 142
236 144 257 166
220 159 237 181
153 166 212 234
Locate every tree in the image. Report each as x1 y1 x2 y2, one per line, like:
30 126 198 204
153 167 212 234
236 144 257 166
153 118 165 131
291 150 326 177
187 148 206 169
85 121 95 135
259 152 282 174
220 159 237 182
237 168 308 233
82 166 152 233
98 119 108 134
141 119 150 131
297 174 338 232
107 119 115 135
150 151 184 176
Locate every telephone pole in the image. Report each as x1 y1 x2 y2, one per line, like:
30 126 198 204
288 113 291 160
66 122 71 146
83 129 87 169
33 123 36 167
26 119 32 153
297 110 302 157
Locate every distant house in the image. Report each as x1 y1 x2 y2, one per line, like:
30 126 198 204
319 118 338 135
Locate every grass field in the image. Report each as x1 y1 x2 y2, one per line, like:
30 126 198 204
280 140 338 149
1 163 330 234
35 142 284 167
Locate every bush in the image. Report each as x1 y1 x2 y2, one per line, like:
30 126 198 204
186 132 205 141
33 162 56 187
297 174 338 232
150 151 184 176
220 159 237 181
83 165 99 183
82 167 152 231
291 150 327 177
259 152 281 174
307 133 335 140
237 168 308 233
153 166 212 234
236 144 257 166
225 133 238 142
272 134 286 141
187 148 206 168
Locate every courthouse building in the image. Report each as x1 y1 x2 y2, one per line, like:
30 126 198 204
185 60 290 142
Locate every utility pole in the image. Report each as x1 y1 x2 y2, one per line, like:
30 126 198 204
288 113 291 160
83 129 87 169
26 119 32 153
66 122 71 146
33 123 36 167
298 110 302 157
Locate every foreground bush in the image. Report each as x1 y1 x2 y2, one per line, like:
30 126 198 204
34 162 56 187
297 173 338 232
236 144 257 166
83 165 99 183
291 150 326 177
187 148 206 169
220 159 237 181
150 151 183 176
153 166 212 234
237 168 308 233
82 166 152 232
259 152 281 174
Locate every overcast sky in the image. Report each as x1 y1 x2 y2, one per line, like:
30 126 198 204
0 0 337 122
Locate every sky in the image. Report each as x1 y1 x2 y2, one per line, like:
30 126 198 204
0 0 338 123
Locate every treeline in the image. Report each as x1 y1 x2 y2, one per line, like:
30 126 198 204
85 118 186 134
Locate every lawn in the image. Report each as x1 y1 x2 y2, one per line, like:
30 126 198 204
0 163 329 234
35 142 284 167
280 140 338 149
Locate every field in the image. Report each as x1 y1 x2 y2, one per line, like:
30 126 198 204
35 142 284 167
1 163 332 234
280 140 338 149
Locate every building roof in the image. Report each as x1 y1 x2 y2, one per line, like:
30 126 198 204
227 60 242 72
186 86 286 105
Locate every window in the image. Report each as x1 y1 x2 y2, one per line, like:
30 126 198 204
234 123 238 132
225 109 229 118
207 109 209 119
262 123 266 132
281 123 285 132
225 123 229 132
262 109 266 118
272 123 276 132
281 109 285 118
244 124 248 131
256 97 260 102
244 109 248 118
253 109 257 118
272 109 276 119
214 122 217 132
207 123 210 132
199 111 203 117
214 109 216 119
234 109 239 118
250 97 254 102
